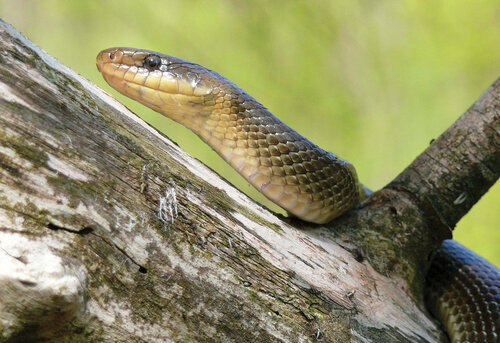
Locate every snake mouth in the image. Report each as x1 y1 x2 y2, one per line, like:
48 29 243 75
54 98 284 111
96 48 214 112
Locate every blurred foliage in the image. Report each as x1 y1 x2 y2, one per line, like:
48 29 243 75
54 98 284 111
0 0 498 265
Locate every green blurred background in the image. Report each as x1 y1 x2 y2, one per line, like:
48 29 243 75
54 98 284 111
1 0 498 265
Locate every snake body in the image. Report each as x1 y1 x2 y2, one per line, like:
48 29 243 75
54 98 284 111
97 47 499 342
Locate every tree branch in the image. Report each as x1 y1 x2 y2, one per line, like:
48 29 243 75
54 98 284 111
390 78 500 229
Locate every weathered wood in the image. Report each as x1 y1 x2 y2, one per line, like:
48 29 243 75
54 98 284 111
0 18 497 343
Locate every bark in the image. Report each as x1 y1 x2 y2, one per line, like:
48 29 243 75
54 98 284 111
0 19 497 343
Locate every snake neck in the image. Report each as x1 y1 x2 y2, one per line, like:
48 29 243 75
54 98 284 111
188 91 361 224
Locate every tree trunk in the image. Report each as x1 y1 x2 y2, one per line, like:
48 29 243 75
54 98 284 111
0 19 497 343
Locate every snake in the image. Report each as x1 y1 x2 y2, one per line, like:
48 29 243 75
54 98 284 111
96 47 499 342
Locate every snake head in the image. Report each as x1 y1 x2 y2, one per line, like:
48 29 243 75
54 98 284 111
96 47 228 130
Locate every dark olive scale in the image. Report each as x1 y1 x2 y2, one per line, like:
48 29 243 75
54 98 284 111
426 240 499 343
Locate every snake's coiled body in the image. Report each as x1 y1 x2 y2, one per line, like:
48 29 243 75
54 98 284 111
426 240 499 342
97 47 499 342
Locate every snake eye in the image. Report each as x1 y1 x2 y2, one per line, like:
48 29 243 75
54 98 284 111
143 54 162 70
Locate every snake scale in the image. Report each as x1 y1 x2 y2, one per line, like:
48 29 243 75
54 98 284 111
97 47 499 342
